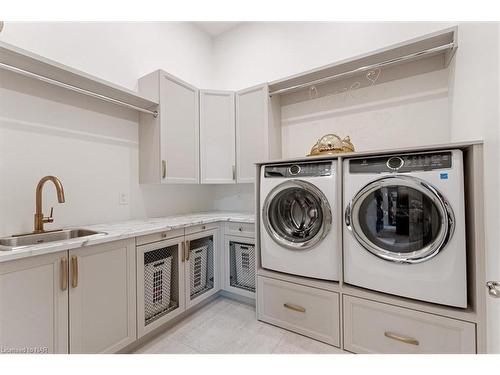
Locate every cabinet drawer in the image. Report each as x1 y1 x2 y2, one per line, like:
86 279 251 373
225 222 255 237
343 295 476 354
136 228 184 246
257 276 340 346
185 223 219 236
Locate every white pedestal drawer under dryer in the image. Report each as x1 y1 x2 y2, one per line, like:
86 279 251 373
343 150 467 308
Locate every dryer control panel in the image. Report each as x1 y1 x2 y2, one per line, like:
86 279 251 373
350 151 452 173
264 161 333 178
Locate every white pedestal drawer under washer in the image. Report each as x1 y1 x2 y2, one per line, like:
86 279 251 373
343 149 467 308
260 160 340 281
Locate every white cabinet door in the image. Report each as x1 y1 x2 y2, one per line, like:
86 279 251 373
136 236 186 338
236 84 269 183
0 251 68 354
200 90 236 184
68 239 136 353
184 229 220 309
160 72 200 184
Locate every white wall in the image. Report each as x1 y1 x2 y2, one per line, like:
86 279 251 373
0 22 216 236
1 22 214 89
212 22 453 90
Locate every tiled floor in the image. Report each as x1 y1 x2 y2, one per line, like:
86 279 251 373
133 296 345 354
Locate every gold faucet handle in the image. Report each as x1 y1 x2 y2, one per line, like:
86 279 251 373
43 207 54 223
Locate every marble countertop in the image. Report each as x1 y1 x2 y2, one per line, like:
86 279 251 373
0 211 254 263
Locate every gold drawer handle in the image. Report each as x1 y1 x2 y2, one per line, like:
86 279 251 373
283 303 306 313
60 257 68 291
384 331 419 346
181 241 185 262
71 256 78 288
185 240 190 261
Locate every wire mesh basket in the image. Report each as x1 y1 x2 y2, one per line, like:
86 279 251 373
229 241 256 292
189 236 214 300
144 245 179 325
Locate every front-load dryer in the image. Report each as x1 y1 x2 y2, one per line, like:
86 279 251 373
343 150 467 308
260 160 340 281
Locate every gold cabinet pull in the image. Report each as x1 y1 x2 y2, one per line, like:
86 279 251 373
185 240 190 261
201 225 206 230
384 331 419 346
232 165 236 180
61 256 68 291
181 241 185 262
162 160 167 179
71 256 78 288
283 303 306 313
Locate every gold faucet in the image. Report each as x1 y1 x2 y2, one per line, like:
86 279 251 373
34 176 65 233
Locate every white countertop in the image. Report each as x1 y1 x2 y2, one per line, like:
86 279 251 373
0 211 254 263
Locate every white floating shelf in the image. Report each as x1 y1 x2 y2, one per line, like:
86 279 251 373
268 27 458 96
0 40 159 116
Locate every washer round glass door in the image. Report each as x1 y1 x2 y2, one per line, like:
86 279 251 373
346 175 455 263
263 180 332 250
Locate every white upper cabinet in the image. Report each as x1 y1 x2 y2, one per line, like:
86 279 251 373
139 70 200 184
236 84 270 183
200 90 236 184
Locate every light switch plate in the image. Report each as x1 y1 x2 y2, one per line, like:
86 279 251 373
119 192 129 206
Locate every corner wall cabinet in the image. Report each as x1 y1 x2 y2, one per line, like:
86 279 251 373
138 70 200 184
200 90 236 184
0 239 136 354
236 84 272 183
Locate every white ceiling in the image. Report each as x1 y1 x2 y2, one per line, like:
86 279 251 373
193 22 241 37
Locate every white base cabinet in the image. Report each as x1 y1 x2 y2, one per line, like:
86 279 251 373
136 226 220 338
222 222 256 300
68 239 136 354
343 295 476 354
0 251 68 354
257 276 340 347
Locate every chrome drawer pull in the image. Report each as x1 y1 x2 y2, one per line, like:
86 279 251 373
283 303 306 313
384 331 419 346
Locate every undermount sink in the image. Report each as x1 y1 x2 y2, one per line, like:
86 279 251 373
0 229 106 251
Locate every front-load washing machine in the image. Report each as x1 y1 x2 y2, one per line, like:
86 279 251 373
343 150 467 307
260 160 340 281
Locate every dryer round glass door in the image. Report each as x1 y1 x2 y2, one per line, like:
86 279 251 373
346 175 455 263
263 180 332 250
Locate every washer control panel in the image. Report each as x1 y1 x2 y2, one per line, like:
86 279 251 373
350 151 452 173
265 161 333 178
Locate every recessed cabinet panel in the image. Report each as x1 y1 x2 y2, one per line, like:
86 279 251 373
236 84 270 183
343 295 476 354
161 73 200 184
0 251 68 354
69 239 136 354
257 276 340 346
200 90 236 184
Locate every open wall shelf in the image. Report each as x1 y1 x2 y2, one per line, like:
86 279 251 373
0 40 159 116
268 27 457 97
